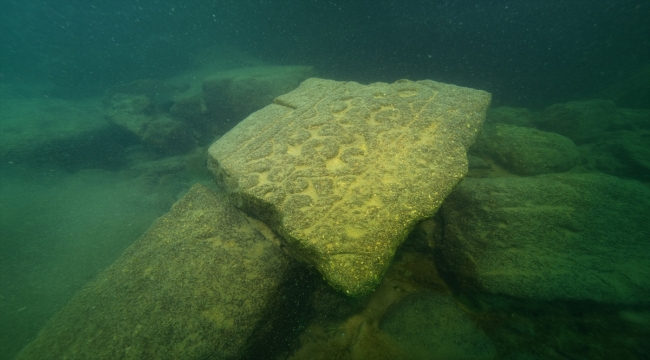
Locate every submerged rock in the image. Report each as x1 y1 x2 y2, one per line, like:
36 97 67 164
202 65 317 124
208 77 491 296
437 173 650 305
578 107 650 181
16 184 301 360
476 124 581 175
535 99 619 144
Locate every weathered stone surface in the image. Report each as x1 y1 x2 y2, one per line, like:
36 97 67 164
208 78 491 296
202 65 316 123
475 124 580 175
437 173 650 304
17 184 297 360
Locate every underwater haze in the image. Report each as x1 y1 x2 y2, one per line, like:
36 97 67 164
1 1 649 359
2 0 649 107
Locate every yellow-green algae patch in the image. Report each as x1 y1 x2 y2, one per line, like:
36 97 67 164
209 78 491 296
17 184 295 360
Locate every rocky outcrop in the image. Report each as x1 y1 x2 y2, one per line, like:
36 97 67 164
102 67 316 153
476 100 650 182
436 173 650 305
475 124 581 175
16 184 303 360
208 77 491 296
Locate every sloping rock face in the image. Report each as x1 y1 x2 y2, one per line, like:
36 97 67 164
16 184 299 360
208 78 491 296
479 100 650 182
437 173 650 304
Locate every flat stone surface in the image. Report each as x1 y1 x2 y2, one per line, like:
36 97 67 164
535 100 619 144
16 184 296 360
208 78 491 296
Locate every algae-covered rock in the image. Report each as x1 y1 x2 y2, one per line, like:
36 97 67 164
476 124 580 175
208 77 491 296
535 99 619 144
437 173 650 304
16 184 298 360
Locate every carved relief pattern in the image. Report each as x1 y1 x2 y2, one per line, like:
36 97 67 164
210 78 490 295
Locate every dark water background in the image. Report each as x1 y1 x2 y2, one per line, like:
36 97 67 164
2 0 649 107
1 1 649 359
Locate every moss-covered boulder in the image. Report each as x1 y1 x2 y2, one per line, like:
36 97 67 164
105 93 195 153
535 100 620 144
476 124 581 175
437 173 650 305
208 77 491 296
16 184 300 360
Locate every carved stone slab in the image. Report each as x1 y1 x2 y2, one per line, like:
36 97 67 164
209 78 491 296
